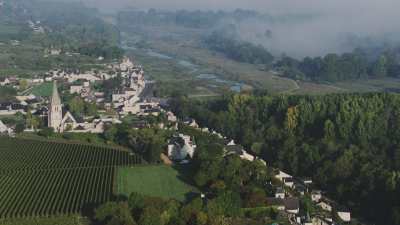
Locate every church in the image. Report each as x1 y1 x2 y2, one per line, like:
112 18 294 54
48 81 77 132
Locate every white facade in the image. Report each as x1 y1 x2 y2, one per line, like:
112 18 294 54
275 171 293 182
317 201 333 212
337 211 351 222
0 120 9 134
311 191 322 202
168 134 196 161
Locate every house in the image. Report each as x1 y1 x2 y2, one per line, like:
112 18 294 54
283 177 295 188
275 170 293 182
337 209 351 222
275 187 285 199
0 77 10 86
311 190 322 202
167 134 196 161
224 145 255 161
0 120 10 134
183 118 199 128
0 103 26 115
283 197 300 214
312 216 334 225
317 200 333 212
266 197 299 214
166 111 177 122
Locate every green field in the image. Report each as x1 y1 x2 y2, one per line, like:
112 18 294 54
116 165 198 201
0 138 142 218
29 82 53 97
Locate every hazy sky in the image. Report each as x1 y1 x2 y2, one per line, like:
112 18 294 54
77 0 400 57
81 0 399 14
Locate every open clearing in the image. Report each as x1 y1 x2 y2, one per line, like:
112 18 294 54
116 165 198 202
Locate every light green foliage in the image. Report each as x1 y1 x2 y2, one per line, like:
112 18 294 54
116 166 198 201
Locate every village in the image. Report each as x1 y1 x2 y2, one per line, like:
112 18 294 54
0 56 354 225
0 57 164 133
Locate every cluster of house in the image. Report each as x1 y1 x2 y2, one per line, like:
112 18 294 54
166 117 264 165
166 118 353 225
0 57 166 134
28 20 44 34
270 171 352 225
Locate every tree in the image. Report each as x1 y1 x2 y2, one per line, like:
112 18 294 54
15 122 25 134
18 79 28 90
372 55 387 78
38 127 55 138
95 202 137 225
67 96 85 117
206 191 241 217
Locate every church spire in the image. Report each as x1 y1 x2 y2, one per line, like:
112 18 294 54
50 80 61 106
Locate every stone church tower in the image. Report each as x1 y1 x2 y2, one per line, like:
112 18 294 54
48 80 62 132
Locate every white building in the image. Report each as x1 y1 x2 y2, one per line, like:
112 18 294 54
337 211 351 222
167 134 196 161
275 187 285 199
0 120 12 134
311 190 322 202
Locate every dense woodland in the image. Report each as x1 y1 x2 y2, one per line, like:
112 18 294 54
117 9 262 29
170 93 400 225
275 48 400 82
205 31 274 65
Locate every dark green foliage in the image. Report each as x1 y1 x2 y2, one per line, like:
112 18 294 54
38 127 54 138
205 31 274 65
171 93 400 225
0 86 17 102
276 48 400 82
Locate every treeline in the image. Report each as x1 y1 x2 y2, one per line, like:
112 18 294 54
275 49 400 81
170 93 400 225
118 9 260 29
205 31 274 65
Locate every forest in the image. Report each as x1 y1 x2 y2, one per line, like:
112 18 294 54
204 31 274 65
169 92 400 225
117 9 260 28
275 48 400 82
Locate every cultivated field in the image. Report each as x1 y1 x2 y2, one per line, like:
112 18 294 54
116 165 198 202
0 138 142 218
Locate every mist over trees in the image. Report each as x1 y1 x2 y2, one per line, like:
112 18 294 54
275 48 400 82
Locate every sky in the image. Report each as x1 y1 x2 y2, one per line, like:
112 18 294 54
78 0 400 57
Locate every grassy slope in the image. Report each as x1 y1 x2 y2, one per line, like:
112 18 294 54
116 165 198 202
29 82 53 97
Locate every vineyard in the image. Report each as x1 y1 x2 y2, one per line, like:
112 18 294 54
0 138 142 218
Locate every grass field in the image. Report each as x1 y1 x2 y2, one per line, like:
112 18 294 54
29 82 53 97
116 165 198 202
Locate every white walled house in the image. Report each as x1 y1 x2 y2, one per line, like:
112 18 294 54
275 171 293 182
167 134 196 161
337 211 351 222
275 187 285 199
317 201 333 212
311 190 322 202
